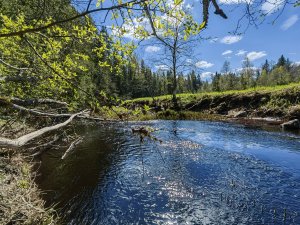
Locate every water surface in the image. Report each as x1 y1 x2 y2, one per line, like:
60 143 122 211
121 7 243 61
36 120 300 224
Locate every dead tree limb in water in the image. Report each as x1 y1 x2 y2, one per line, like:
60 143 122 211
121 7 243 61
61 137 83 160
0 110 87 148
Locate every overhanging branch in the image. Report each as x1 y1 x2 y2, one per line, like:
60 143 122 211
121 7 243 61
0 0 147 38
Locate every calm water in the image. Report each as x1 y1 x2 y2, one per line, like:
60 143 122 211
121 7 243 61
36 120 300 224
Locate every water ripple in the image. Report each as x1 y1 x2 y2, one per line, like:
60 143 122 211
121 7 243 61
36 120 300 224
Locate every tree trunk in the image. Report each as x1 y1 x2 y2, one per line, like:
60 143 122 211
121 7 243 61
172 50 178 109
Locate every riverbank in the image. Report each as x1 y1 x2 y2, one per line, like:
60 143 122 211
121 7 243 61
0 151 57 225
123 83 300 129
0 117 57 224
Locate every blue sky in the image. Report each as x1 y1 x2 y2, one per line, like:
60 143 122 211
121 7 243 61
85 0 300 80
135 0 300 80
191 0 300 80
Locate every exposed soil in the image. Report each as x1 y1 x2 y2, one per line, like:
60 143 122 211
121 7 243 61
125 87 300 124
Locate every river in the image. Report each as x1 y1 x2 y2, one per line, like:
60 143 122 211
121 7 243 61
36 120 300 224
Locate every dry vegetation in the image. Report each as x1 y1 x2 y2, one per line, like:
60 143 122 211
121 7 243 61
0 150 57 225
0 108 64 225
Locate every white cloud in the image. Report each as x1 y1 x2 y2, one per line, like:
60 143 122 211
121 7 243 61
222 50 233 56
235 67 258 73
195 60 214 68
220 35 242 44
246 51 267 61
145 46 161 53
261 0 284 13
201 72 213 80
166 0 185 9
159 0 187 27
236 50 247 56
155 65 169 71
185 3 193 10
110 17 151 40
293 61 300 66
281 15 299 30
186 59 193 64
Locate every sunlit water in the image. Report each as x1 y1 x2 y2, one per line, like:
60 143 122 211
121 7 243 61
36 120 300 224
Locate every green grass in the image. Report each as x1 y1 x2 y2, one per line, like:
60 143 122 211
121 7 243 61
127 82 300 105
109 82 300 122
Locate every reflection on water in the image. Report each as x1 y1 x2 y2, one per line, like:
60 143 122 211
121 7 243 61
36 121 300 224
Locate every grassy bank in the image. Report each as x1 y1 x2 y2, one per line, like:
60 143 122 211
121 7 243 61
129 82 300 104
123 83 300 121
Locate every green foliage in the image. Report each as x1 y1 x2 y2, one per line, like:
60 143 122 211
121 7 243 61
17 179 30 189
0 2 137 109
157 109 179 119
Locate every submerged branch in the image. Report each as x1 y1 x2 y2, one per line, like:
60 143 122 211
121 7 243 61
61 137 83 159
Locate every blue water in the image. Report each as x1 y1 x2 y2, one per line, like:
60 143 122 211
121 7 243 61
37 120 300 224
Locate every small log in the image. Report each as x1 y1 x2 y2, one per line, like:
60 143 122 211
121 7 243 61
281 119 300 130
61 137 83 159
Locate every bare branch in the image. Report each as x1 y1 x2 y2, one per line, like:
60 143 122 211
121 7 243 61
0 110 87 148
0 58 29 70
61 137 83 159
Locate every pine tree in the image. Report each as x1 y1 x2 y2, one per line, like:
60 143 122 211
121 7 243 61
212 72 221 92
262 60 270 73
276 55 287 68
221 60 231 74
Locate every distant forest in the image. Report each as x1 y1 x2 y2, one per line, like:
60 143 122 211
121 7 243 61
121 54 300 99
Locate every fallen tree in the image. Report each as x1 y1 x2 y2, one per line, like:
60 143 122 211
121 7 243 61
0 110 87 148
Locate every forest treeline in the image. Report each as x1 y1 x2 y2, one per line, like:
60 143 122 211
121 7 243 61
205 55 300 93
134 55 300 97
1 1 300 109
